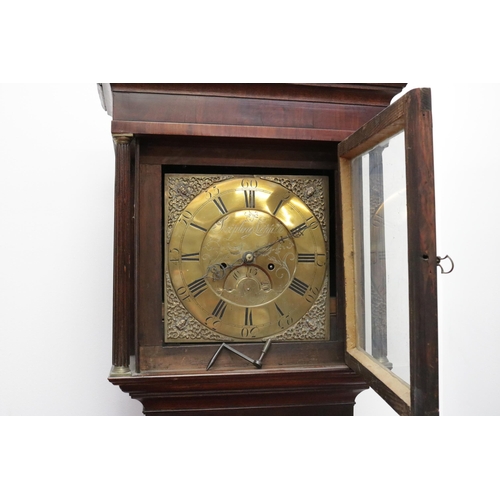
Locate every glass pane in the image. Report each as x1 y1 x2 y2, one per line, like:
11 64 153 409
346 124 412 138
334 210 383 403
351 131 410 384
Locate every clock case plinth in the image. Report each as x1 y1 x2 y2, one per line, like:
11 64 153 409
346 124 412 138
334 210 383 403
100 83 406 415
109 367 367 416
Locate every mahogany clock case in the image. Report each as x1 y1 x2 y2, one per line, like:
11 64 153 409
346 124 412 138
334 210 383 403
114 137 362 415
99 84 437 415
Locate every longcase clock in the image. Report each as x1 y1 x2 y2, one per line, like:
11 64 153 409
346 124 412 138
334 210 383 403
98 84 439 416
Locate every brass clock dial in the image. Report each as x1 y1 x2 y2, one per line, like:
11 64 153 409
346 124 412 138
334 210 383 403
165 175 329 342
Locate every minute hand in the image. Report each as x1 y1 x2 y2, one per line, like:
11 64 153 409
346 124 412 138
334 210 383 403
204 237 283 280
252 221 311 257
205 222 312 280
252 235 292 257
205 237 285 280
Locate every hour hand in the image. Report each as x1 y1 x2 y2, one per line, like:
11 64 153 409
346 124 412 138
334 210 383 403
251 222 312 258
252 235 290 258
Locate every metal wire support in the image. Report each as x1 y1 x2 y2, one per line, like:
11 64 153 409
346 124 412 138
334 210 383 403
206 339 272 370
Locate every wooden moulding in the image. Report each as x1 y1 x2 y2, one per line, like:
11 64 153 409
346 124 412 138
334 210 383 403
338 92 407 159
134 163 162 372
101 83 406 142
108 365 368 416
138 136 337 170
102 83 406 109
338 155 357 354
138 341 344 373
405 89 438 416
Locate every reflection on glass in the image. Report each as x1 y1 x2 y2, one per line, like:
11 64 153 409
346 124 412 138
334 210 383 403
352 131 410 384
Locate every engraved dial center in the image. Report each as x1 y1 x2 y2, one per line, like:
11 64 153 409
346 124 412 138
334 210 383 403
200 210 297 307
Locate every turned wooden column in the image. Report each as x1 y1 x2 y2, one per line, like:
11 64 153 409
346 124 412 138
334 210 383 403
110 134 133 376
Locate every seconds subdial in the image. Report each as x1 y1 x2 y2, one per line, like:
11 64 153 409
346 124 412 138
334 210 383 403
222 265 273 307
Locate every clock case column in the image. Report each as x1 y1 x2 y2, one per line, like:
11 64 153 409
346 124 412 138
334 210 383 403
110 133 134 376
99 84 406 415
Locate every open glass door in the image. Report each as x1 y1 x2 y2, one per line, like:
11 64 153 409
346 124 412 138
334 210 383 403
338 88 438 416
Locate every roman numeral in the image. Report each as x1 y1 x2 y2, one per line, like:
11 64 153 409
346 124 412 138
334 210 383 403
244 190 256 208
276 302 293 329
291 222 308 237
272 199 285 215
187 277 207 297
275 303 285 316
298 253 316 263
190 223 207 232
291 217 316 237
289 277 309 296
213 197 228 214
212 299 227 320
244 307 253 326
181 252 200 261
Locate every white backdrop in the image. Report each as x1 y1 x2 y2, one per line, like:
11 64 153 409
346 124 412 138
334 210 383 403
1 83 499 416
